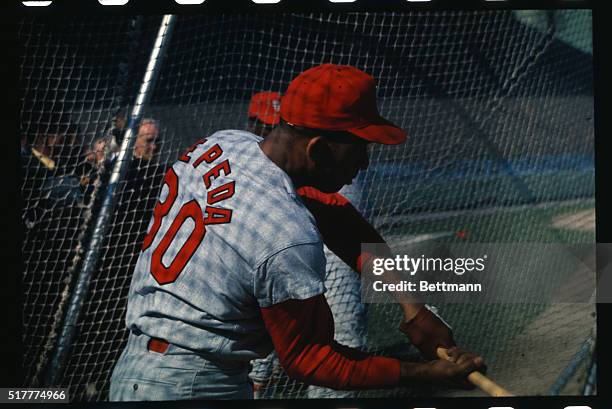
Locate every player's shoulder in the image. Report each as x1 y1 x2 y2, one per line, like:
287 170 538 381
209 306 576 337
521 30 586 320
208 129 262 144
169 129 261 177
172 129 322 263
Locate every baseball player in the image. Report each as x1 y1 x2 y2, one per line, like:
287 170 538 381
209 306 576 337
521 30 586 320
246 91 458 398
110 64 484 401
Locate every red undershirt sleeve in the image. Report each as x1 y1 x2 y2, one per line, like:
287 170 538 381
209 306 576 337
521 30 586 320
260 294 401 390
296 186 392 273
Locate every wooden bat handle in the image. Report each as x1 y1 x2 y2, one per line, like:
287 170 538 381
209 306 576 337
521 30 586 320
436 347 514 397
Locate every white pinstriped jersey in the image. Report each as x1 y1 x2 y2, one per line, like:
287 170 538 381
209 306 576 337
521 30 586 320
125 130 327 360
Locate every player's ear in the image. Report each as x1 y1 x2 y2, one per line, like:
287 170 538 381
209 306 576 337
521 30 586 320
306 135 334 170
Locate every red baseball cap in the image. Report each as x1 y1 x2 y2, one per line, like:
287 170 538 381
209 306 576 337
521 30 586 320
280 64 407 145
248 91 282 126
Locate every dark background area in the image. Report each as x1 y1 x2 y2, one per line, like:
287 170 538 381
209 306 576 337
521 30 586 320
2 2 609 408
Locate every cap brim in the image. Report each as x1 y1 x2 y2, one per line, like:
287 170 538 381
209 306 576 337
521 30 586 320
347 118 407 145
249 112 280 126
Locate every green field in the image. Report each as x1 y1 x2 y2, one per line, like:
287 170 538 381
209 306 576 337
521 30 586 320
364 199 596 396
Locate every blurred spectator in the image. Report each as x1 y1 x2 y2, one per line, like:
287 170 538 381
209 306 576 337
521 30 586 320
20 112 166 384
85 136 113 167
132 118 159 162
78 136 113 207
114 118 165 250
80 117 161 201
82 116 166 281
85 117 159 162
20 111 88 355
21 112 85 229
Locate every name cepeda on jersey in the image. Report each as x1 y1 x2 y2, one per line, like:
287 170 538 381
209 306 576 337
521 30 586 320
179 137 236 223
141 138 236 285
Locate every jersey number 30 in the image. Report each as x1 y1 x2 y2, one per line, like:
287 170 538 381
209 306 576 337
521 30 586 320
141 168 206 284
141 141 235 285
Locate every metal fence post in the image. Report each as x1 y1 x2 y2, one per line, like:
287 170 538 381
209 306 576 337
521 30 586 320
43 15 177 387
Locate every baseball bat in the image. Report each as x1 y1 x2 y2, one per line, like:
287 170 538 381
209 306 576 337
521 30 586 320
436 347 514 397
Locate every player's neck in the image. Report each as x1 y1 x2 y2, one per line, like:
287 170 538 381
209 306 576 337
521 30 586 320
259 129 310 188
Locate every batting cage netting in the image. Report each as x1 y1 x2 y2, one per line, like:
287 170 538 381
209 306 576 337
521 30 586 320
19 11 595 401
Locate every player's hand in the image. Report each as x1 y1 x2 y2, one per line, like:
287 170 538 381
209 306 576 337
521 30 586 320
402 347 486 390
399 305 456 360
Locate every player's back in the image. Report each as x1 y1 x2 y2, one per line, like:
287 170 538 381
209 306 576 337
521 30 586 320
125 130 323 360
